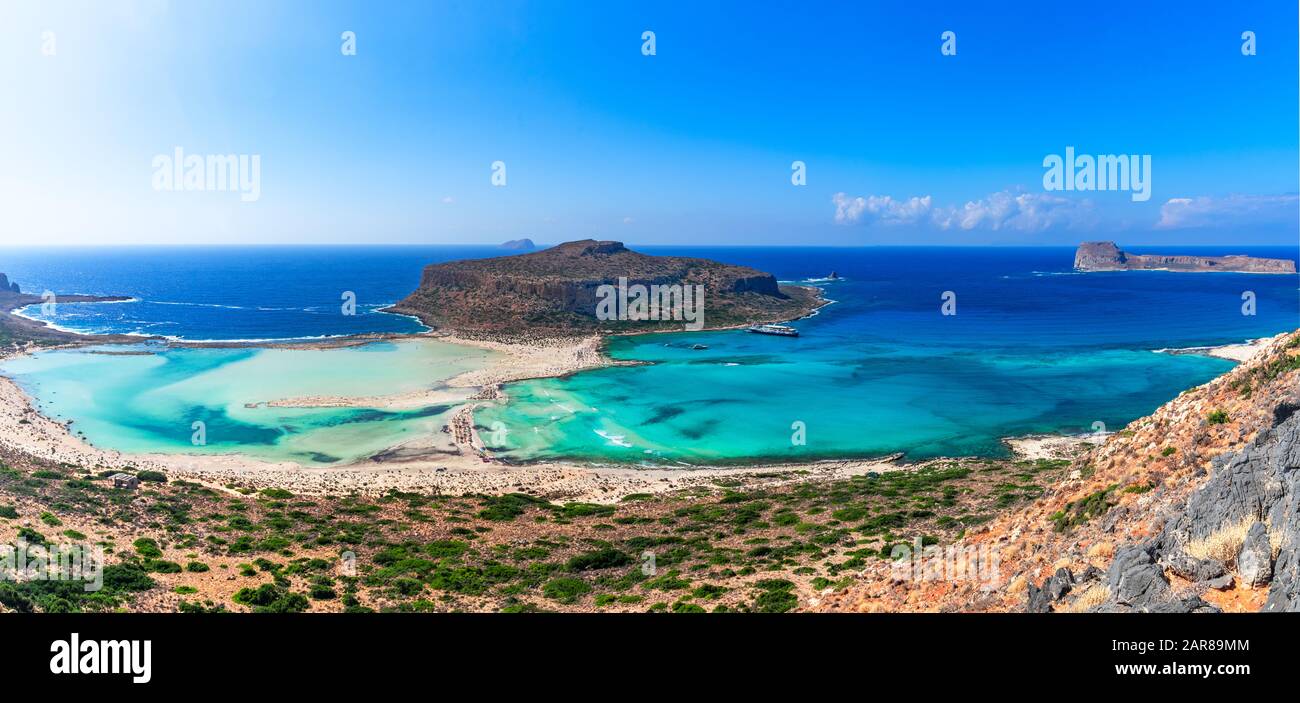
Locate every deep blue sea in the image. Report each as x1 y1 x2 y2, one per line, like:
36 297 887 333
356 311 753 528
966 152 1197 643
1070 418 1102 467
2 245 1296 347
2 245 1297 464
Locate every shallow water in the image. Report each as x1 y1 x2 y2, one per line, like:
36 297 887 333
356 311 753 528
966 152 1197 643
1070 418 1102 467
0 339 495 465
476 246 1296 464
476 333 1236 464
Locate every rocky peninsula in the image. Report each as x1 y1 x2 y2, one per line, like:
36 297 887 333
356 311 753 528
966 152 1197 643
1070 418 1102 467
388 239 823 337
1074 241 1296 274
0 276 139 349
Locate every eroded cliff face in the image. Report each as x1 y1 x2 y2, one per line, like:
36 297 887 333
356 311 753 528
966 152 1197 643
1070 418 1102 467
389 239 820 336
1074 241 1297 274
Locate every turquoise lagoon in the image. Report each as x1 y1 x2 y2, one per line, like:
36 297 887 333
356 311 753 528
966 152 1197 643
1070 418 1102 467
0 340 496 465
2 245 1294 467
475 331 1236 465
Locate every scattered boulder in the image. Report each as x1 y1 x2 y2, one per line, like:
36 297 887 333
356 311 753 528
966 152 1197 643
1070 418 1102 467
1107 545 1171 610
1162 552 1226 583
1204 574 1234 591
1027 567 1075 612
1238 521 1273 587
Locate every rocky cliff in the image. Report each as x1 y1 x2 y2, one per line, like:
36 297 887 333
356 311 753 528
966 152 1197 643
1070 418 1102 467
1075 241 1296 274
390 239 822 336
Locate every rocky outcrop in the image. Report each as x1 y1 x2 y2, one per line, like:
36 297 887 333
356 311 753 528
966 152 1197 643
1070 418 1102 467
1074 241 1296 274
1073 397 1300 612
499 239 535 251
1 286 139 348
390 239 822 336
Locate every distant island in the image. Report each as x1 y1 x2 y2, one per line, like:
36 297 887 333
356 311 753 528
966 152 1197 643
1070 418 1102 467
0 273 21 294
389 239 823 336
499 238 536 251
1074 241 1296 274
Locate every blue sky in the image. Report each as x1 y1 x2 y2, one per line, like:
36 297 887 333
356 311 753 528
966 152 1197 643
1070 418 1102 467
0 0 1296 246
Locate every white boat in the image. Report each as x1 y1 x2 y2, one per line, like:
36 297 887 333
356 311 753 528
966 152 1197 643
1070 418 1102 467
747 324 799 337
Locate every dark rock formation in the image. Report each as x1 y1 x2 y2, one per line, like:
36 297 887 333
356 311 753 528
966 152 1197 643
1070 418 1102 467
1027 567 1075 612
1072 393 1300 612
390 239 822 336
1074 241 1296 274
1105 545 1174 610
0 273 19 294
499 238 535 251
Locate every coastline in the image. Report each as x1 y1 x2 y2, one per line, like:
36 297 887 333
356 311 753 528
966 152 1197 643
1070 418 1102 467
1154 334 1281 363
0 284 1282 503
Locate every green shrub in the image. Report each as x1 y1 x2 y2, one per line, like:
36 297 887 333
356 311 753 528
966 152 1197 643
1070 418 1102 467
425 539 471 559
566 548 632 572
232 583 309 613
752 579 797 613
145 560 182 574
542 577 591 604
133 538 163 559
309 585 338 600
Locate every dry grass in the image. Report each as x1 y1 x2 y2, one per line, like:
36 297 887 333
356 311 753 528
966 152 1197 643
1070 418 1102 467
1184 515 1257 568
1269 525 1286 561
1086 541 1114 561
1059 584 1110 613
1006 572 1029 600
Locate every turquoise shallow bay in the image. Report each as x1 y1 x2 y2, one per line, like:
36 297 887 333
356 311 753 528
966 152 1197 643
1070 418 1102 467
476 332 1235 465
0 340 495 465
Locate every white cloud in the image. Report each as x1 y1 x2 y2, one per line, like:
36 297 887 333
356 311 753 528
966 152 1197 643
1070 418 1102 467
833 189 1095 232
623 216 634 224
1156 193 1298 229
832 193 932 226
441 196 455 204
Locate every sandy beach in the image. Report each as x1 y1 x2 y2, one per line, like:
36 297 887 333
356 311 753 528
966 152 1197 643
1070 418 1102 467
1156 334 1282 363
